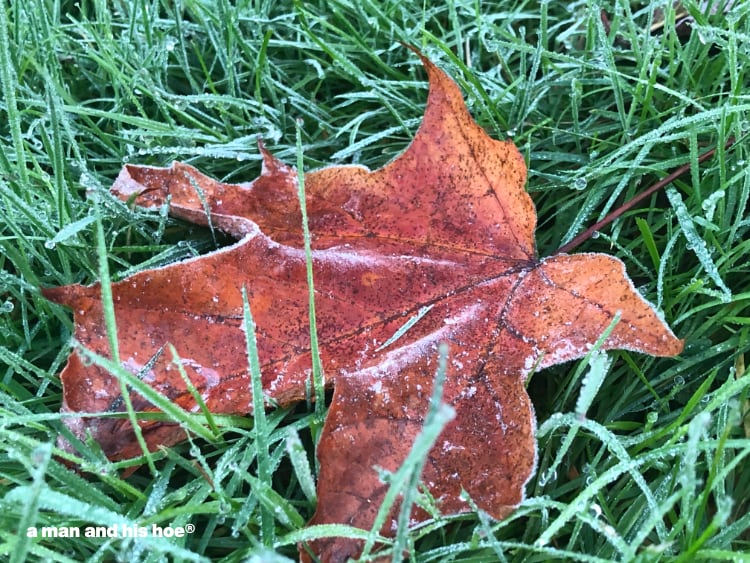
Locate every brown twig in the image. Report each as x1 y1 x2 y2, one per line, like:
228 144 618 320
555 137 736 255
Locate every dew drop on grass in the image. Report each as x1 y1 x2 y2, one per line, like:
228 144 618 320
667 187 731 302
44 240 55 249
573 177 587 190
701 190 724 222
673 375 685 387
31 444 50 466
0 300 14 313
538 468 557 486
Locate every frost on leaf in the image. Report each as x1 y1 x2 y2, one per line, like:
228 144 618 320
43 49 683 562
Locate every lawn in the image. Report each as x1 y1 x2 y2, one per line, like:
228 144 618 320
1 0 749 561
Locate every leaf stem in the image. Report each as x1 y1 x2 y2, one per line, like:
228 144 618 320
555 137 736 255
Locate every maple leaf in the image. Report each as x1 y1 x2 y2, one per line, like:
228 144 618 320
43 51 683 561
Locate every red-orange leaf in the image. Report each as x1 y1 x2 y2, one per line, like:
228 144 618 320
43 51 682 562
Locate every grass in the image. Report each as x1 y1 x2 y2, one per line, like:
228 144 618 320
1 0 749 560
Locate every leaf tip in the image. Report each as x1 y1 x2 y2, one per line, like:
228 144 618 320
41 284 94 309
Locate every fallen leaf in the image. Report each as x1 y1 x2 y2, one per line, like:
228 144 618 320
43 50 683 561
